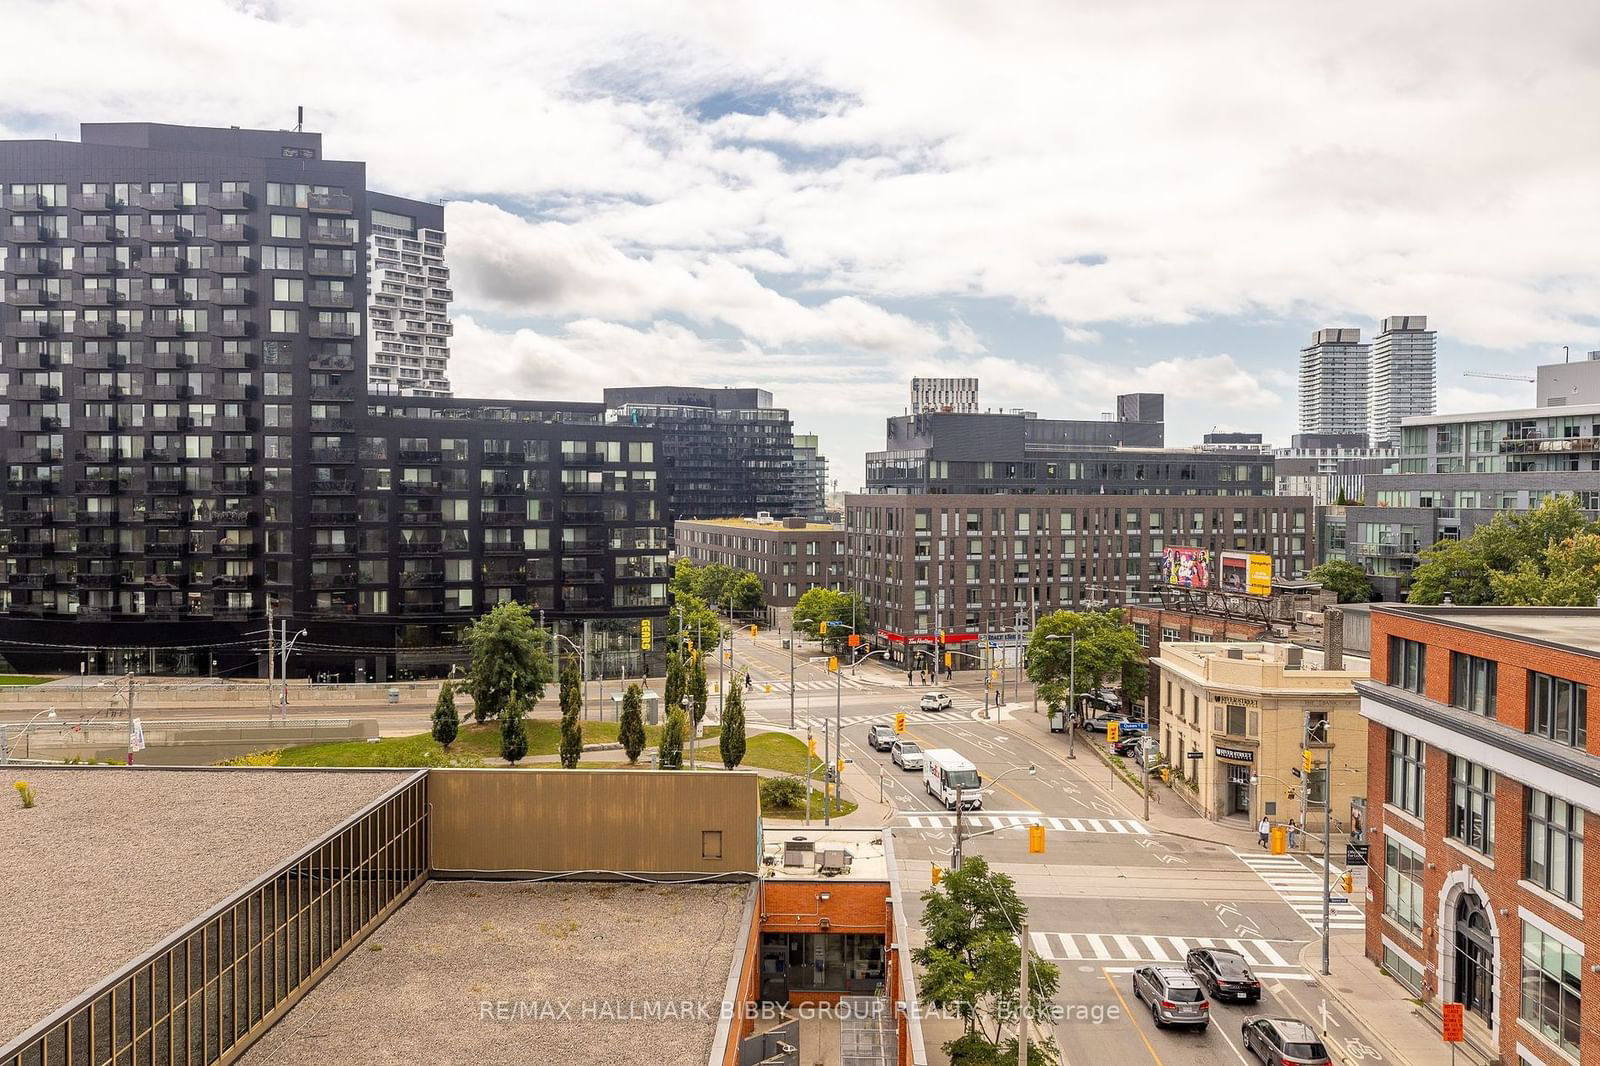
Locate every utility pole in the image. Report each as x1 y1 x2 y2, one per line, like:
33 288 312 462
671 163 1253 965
1143 745 1151 820
1018 917 1030 1066
279 618 289 725
823 690 833 826
951 786 965 869
788 618 796 729
581 619 591 720
1322 760 1332 976
833 651 843 821
266 595 275 722
1067 633 1077 759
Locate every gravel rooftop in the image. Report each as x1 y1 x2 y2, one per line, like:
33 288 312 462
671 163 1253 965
0 767 414 1045
236 880 749 1066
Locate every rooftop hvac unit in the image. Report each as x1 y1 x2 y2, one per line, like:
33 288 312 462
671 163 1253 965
754 511 774 524
818 848 853 875
782 836 816 868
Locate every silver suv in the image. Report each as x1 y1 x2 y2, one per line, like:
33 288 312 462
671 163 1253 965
1131 965 1210 1029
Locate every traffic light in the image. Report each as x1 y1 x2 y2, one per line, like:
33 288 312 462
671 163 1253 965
894 712 906 734
1106 722 1120 744
931 864 942 886
748 624 758 637
945 651 953 669
828 656 839 672
819 621 829 637
836 757 844 779
639 618 652 651
1160 767 1170 784
686 638 695 654
1028 824 1046 854
1302 749 1315 774
808 735 817 757
1341 872 1354 895
990 669 999 681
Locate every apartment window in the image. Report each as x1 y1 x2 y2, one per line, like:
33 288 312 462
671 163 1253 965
268 309 300 333
272 278 304 302
1528 672 1587 749
269 214 303 239
1520 923 1581 1057
1449 653 1497 718
1387 731 1425 818
1388 637 1426 694
1132 622 1149 648
1526 791 1584 905
1161 626 1179 642
1382 836 1424 936
1448 757 1495 856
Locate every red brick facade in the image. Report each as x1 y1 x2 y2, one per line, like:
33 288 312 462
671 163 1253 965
1365 609 1600 1065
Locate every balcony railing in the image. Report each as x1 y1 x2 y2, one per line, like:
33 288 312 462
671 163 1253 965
211 190 252 210
210 224 252 242
307 258 355 277
76 256 116 274
69 224 113 243
212 288 252 306
308 192 354 214
136 256 184 274
7 321 56 338
5 224 48 243
69 192 111 210
76 288 119 306
210 255 251 274
77 320 124 338
309 224 356 245
307 289 355 309
309 321 358 339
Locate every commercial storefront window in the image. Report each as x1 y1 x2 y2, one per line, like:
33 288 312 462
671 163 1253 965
1448 757 1495 856
1526 791 1584 905
1387 731 1425 818
1520 923 1581 1057
1383 837 1424 936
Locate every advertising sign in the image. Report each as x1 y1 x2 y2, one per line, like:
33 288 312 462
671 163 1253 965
1219 551 1273 597
1161 546 1212 589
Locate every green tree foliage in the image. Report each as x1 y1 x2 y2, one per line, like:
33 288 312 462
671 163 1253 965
659 706 688 769
1025 610 1144 713
1408 495 1600 606
663 649 684 714
461 602 551 723
619 683 646 764
670 557 701 600
1308 559 1375 604
430 681 459 751
666 593 724 654
725 570 764 613
558 654 583 769
688 652 708 728
499 699 528 765
792 587 863 650
720 672 748 769
914 857 1061 1065
694 562 737 607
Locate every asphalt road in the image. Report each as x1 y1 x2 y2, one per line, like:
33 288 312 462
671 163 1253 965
731 628 1392 1066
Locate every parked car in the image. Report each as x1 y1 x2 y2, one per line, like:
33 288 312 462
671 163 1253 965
865 722 897 751
1185 948 1261 1003
1112 735 1145 758
1134 740 1166 769
919 691 953 712
1082 713 1148 734
890 739 924 770
923 748 982 809
1240 1018 1330 1065
1130 966 1209 1029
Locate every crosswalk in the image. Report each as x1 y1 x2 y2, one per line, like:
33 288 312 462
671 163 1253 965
751 708 978 730
1233 850 1364 931
1029 931 1312 980
895 811 1150 835
747 677 874 693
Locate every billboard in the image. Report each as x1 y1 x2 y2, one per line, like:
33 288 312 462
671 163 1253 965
1219 551 1273 597
1161 547 1212 589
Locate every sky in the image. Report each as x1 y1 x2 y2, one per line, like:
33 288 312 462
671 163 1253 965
7 0 1599 488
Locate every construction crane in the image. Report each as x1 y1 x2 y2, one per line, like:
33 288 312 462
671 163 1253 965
1464 371 1535 382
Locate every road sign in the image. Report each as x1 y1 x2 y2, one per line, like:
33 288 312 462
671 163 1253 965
1441 1002 1464 1042
1106 722 1120 743
639 619 652 651
848 634 861 648
1186 750 1204 759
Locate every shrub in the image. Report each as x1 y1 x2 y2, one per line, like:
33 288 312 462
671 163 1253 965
760 775 807 810
14 780 36 809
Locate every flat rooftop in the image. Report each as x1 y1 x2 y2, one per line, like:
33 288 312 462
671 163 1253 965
0 767 413 1045
676 517 837 531
763 828 889 881
1376 605 1600 657
235 881 748 1066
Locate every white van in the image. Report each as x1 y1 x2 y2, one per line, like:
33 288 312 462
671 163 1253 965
923 748 983 810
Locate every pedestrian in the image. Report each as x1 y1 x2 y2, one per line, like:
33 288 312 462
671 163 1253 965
1288 819 1301 850
907 669 914 685
1257 815 1270 849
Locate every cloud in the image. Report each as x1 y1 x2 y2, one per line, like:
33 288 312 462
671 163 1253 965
1054 353 1287 418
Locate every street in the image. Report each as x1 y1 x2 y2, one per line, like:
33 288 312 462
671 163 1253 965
729 628 1396 1066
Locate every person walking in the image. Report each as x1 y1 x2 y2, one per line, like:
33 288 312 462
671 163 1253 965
1257 815 1271 849
1288 819 1301 850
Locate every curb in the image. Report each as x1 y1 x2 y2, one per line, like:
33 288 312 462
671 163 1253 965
1293 939 1413 1066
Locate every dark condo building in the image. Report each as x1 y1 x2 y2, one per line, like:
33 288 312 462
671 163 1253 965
0 122 667 679
604 386 795 521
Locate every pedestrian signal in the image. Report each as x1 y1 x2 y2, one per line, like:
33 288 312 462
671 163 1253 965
945 652 952 668
819 621 829 636
748 625 758 637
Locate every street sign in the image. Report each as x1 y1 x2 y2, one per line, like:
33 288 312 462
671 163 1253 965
1441 1002 1464 1043
1186 750 1204 759
1106 722 1120 743
130 717 146 753
848 634 861 648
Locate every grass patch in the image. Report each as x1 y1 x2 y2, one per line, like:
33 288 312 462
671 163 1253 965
736 732 826 776
764 789 857 820
0 675 52 686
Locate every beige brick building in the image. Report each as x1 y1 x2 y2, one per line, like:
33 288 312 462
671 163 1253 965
1155 641 1368 830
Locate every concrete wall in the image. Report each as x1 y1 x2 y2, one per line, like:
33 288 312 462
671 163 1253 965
10 718 377 765
427 768 760 878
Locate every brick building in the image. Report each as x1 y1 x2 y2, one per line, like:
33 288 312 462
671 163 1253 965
674 516 845 608
1361 606 1599 1064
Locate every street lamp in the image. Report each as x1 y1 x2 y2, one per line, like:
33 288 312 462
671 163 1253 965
680 695 691 771
280 628 308 725
0 707 57 766
791 616 818 731
951 763 1038 870
548 630 588 720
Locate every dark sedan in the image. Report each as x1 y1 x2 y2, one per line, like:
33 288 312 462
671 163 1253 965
1185 947 1262 1003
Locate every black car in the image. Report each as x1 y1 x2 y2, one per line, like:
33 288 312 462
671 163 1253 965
1113 735 1144 758
1185 947 1262 1003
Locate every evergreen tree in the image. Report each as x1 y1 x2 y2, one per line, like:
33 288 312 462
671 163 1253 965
500 699 529 765
663 649 683 714
688 652 709 732
659 706 688 769
619 683 646 764
720 671 747 769
431 680 459 751
558 653 583 769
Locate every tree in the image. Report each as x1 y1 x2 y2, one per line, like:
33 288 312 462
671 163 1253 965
1308 559 1374 604
793 587 862 650
430 680 459 751
558 653 583 769
694 562 737 607
666 592 723 654
720 672 747 769
499 699 529 765
662 649 684 716
1409 494 1600 605
461 602 551 723
619 683 646 764
914 857 1060 1065
1025 609 1143 714
659 706 688 769
725 570 764 614
688 652 708 731
670 557 701 600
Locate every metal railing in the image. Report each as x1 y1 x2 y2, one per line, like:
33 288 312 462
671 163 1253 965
0 770 428 1066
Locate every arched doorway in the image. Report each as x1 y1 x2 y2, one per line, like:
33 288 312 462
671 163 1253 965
1453 893 1495 1023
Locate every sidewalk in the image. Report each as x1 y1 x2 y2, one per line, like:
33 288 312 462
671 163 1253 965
1297 932 1468 1066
